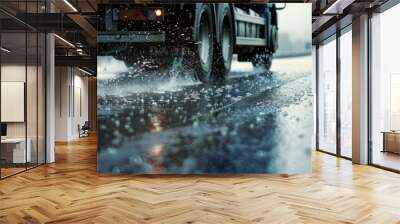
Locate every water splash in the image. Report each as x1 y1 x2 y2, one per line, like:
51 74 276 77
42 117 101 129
98 56 200 96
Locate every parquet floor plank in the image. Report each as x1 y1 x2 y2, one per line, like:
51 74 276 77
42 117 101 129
0 135 400 223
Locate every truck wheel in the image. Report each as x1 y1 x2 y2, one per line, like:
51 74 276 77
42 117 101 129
186 4 214 82
252 53 273 71
213 5 234 80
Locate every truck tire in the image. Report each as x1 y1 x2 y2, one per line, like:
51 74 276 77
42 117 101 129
184 4 214 82
252 53 273 71
213 4 234 80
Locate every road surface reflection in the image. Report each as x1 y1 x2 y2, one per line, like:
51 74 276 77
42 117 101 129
97 56 313 174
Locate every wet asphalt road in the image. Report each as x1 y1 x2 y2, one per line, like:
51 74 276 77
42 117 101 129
97 56 313 174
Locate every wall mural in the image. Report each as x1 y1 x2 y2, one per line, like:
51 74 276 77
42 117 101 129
97 3 313 174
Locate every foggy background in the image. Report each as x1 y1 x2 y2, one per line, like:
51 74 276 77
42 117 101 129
275 3 312 57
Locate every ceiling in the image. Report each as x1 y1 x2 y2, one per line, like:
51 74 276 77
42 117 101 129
310 0 390 43
0 0 396 72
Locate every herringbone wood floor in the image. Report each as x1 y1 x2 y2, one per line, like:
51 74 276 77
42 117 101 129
1 135 400 224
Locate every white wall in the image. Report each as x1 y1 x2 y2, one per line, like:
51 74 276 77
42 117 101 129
1 65 36 137
73 73 89 136
55 67 89 141
1 63 46 164
55 67 69 141
1 65 26 141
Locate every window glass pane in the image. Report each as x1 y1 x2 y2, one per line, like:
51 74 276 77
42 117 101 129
318 37 337 154
312 45 317 150
26 0 42 169
371 4 400 171
0 0 46 178
1 28 27 177
340 29 352 158
27 30 38 169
